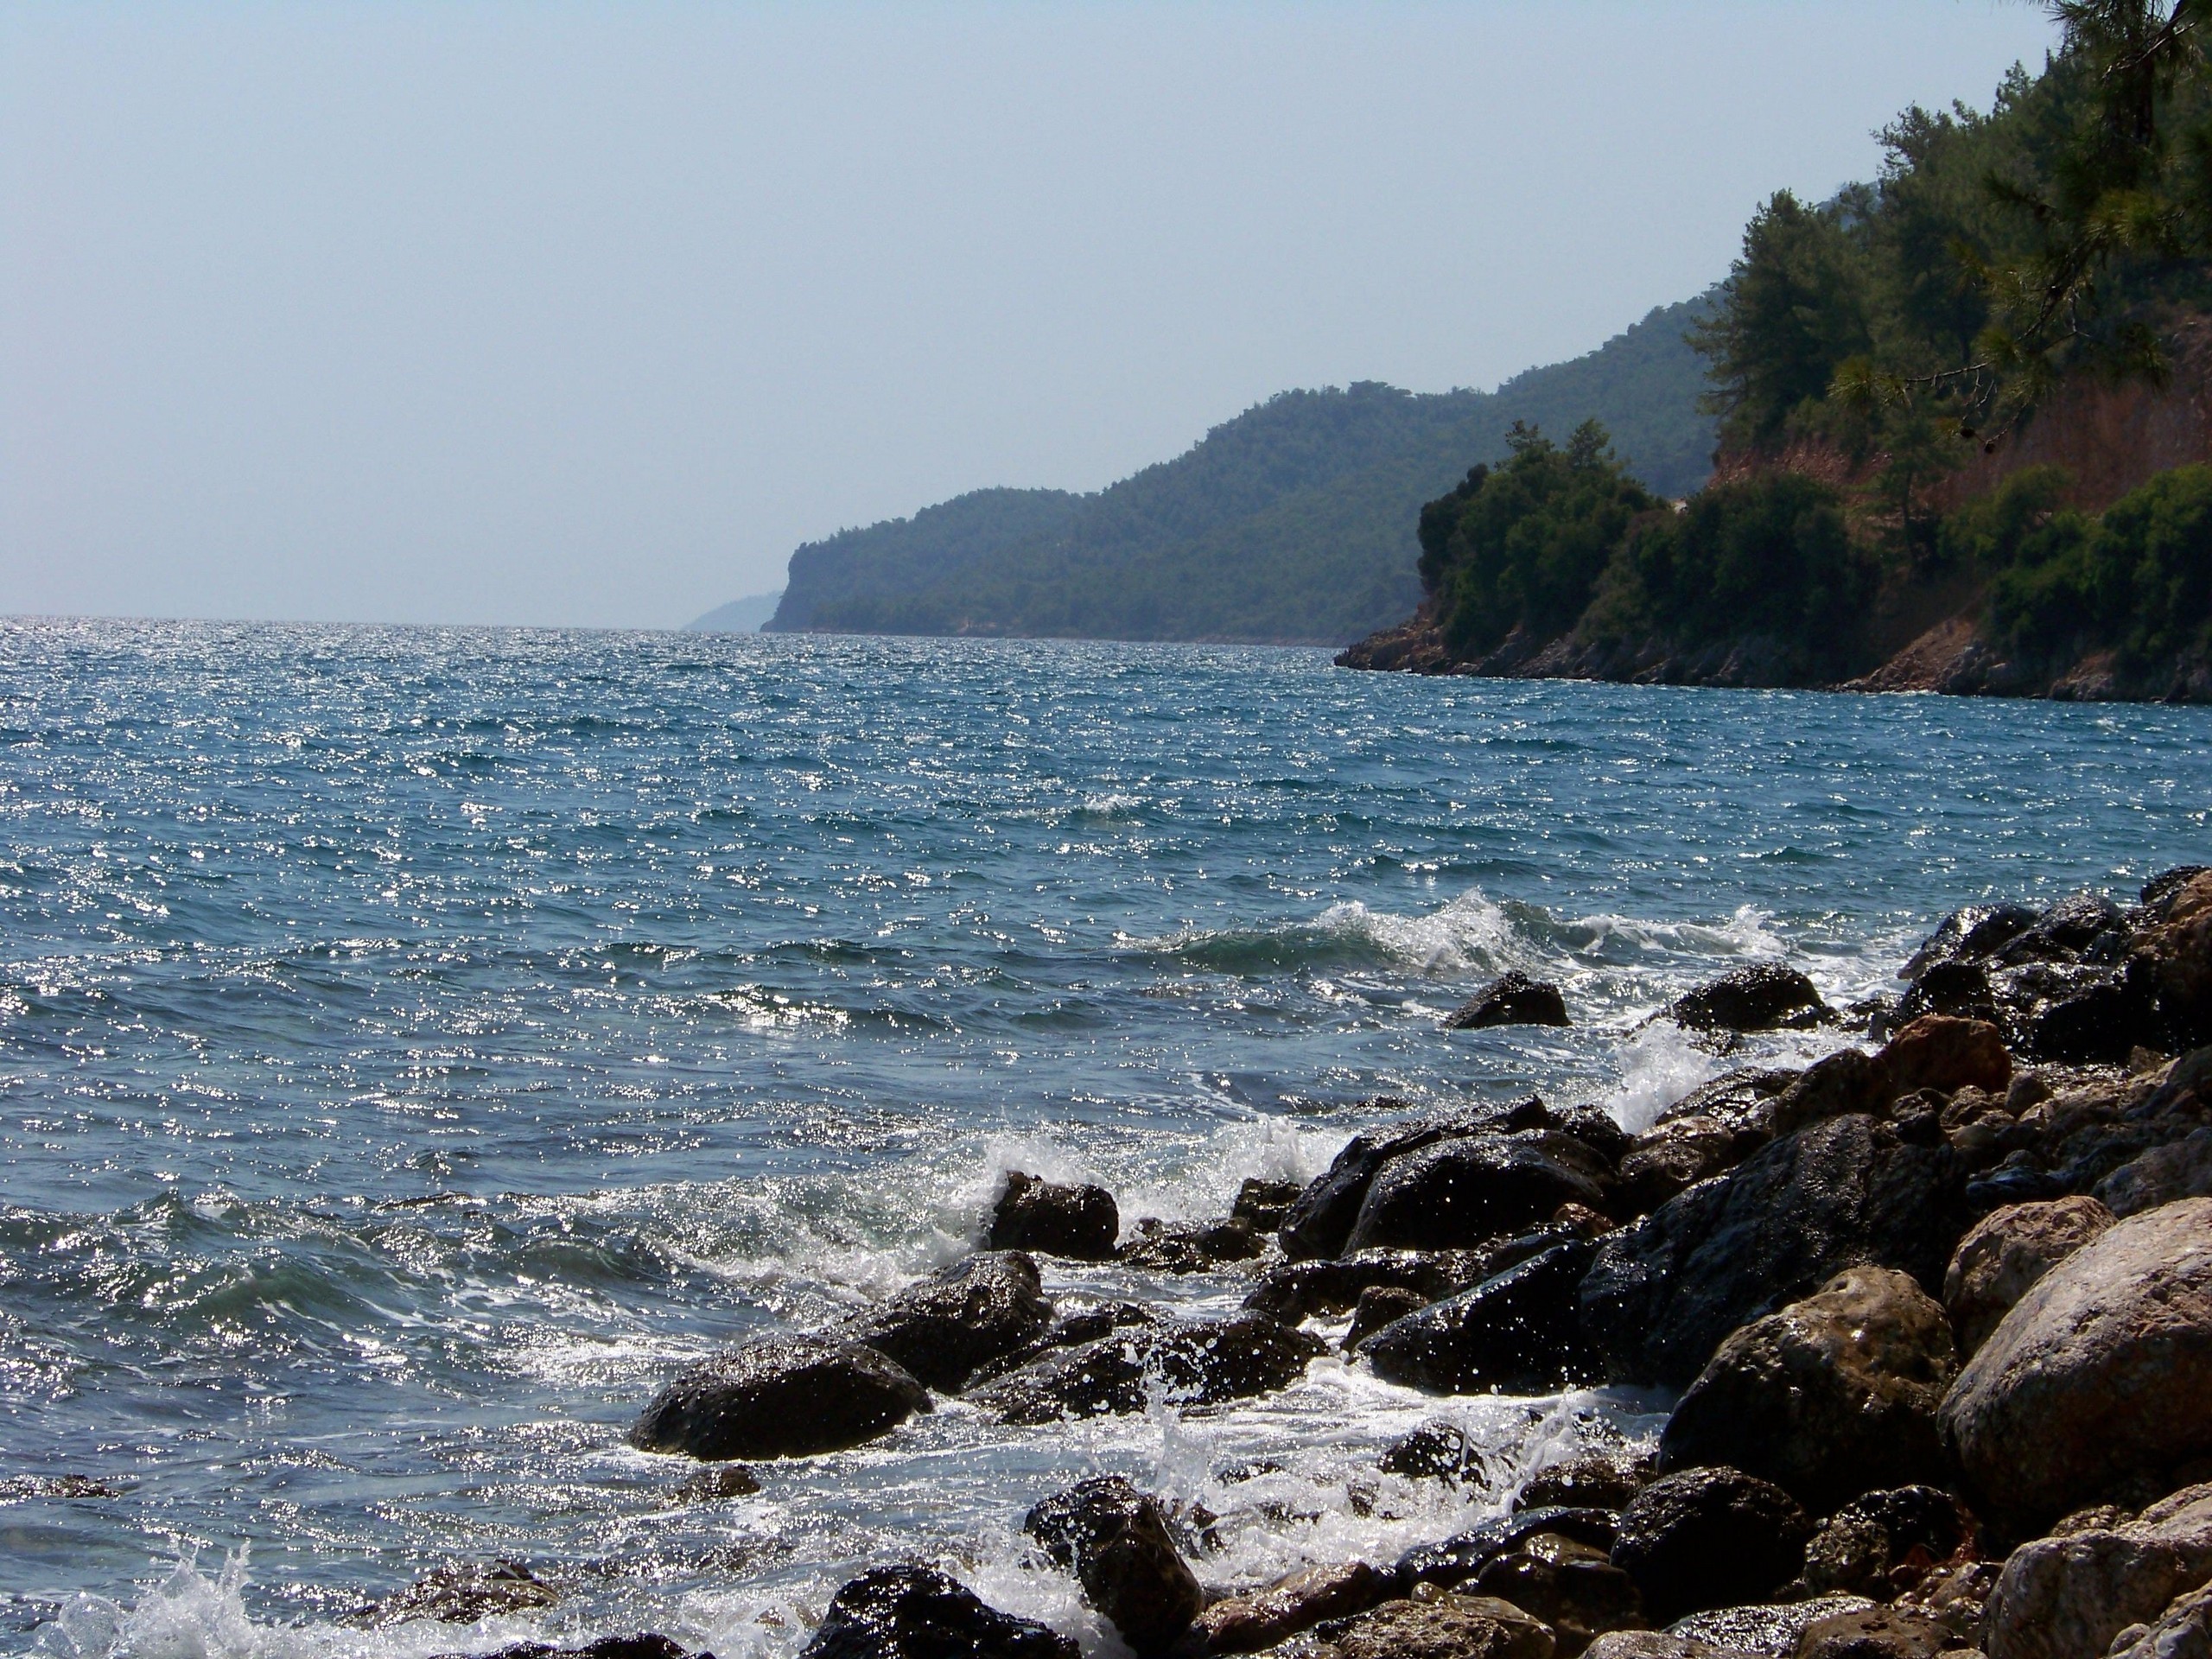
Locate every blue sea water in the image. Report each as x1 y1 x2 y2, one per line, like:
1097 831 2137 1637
1 618 2207 1656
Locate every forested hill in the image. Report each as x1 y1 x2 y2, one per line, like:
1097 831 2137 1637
757 292 1717 645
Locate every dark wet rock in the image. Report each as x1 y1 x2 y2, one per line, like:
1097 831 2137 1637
1117 1216 1265 1274
974 1313 1323 1424
375 1561 559 1624
1889 1558 2000 1647
1661 1599 1878 1656
966 1300 1158 1388
1651 1071 1797 1138
1024 1476 1201 1656
1766 1052 1887 1140
799 1564 1077 1659
1761 1605 1959 1659
1618 1122 1758 1217
1581 1637 1756 1659
1277 1101 1552 1260
1993 891 2129 967
671 1463 761 1503
1667 966 1830 1035
2146 866 2212 912
1291 1593 1556 1659
2141 876 2212 1051
1244 1249 1486 1324
0 1475 123 1500
1942 1195 2114 1357
1399 1505 1620 1592
1342 1134 1612 1254
1474 1530 1647 1657
1980 1484 2212 1659
2010 960 2163 1063
1801 1487 1973 1603
1195 1561 1390 1654
1516 1452 1654 1515
1381 1420 1494 1485
454 1639 692 1659
840 1251 1052 1393
1361 1241 1599 1395
1344 1285 1427 1350
1902 904 2040 980
1894 960 1999 1028
1446 972 1572 1030
1942 1198 2212 1532
1553 1105 1635 1167
1232 1178 1307 1232
1657 1266 1956 1515
1580 1116 1973 1389
628 1337 931 1460
1610 1466 1815 1625
986 1172 1119 1261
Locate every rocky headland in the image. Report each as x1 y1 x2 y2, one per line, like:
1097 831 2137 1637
421 867 2212 1659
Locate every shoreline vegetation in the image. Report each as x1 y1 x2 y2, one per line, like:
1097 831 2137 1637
393 863 2212 1659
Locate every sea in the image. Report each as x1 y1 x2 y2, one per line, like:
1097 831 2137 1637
3 618 2207 1657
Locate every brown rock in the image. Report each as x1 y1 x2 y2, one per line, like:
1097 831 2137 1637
1876 1016 2013 1101
1287 1593 1556 1659
1941 1198 2212 1529
2097 1127 2212 1217
1473 1531 1646 1656
1194 1561 1389 1653
1941 1196 2114 1357
1580 1639 1753 1659
1790 1606 1953 1659
1982 1484 2212 1659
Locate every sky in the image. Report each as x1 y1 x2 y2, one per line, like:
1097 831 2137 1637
2 2 2060 630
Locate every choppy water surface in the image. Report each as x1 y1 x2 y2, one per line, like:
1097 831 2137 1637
3 620 2207 1656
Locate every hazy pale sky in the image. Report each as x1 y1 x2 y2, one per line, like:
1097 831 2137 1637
3 2 2056 629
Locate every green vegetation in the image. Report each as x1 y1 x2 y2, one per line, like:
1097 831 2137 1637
760 296 1717 645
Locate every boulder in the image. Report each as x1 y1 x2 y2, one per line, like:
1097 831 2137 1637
2107 1580 2212 1659
974 1314 1323 1424
2142 874 2212 1050
966 1300 1156 1388
1290 1593 1557 1659
1344 1285 1427 1351
1789 1607 1953 1659
840 1252 1052 1393
1993 891 2129 966
1941 1195 2114 1357
1581 1638 1754 1659
1942 1198 2212 1529
1893 961 1999 1028
1889 1558 2000 1647
1981 1484 2212 1659
1800 1488 1973 1602
1381 1420 1491 1485
986 1173 1118 1260
1901 904 2038 980
1343 1135 1611 1254
443 1639 691 1659
799 1565 1077 1659
1517 1453 1653 1515
2098 1126 2212 1217
1024 1476 1200 1657
1609 1467 1815 1625
1667 966 1830 1035
1447 972 1572 1030
1193 1561 1389 1654
1649 1071 1796 1140
1232 1178 1307 1232
1656 1266 1956 1514
1580 1116 1973 1389
1618 1121 1758 1217
1278 1102 1551 1260
1117 1216 1265 1274
1244 1249 1488 1324
1473 1530 1647 1656
1400 1507 1622 1593
627 1337 930 1460
1875 1015 2012 1100
1766 1052 1886 1140
1361 1242 1599 1395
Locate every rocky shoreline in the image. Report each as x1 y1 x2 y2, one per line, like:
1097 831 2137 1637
410 866 2211 1659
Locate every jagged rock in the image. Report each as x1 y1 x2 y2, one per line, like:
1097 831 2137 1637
1194 1561 1389 1653
1117 1216 1266 1273
1942 1198 2212 1529
1656 1266 1956 1514
1344 1285 1427 1350
1343 1134 1612 1254
1662 1596 1878 1656
974 1314 1323 1424
799 1565 1077 1659
1801 1488 1974 1601
2107 1580 2212 1659
1288 1593 1557 1659
1901 905 2038 980
1233 1178 1307 1231
1609 1467 1815 1625
1516 1453 1653 1515
1361 1242 1599 1395
1942 1195 2114 1357
627 1337 931 1460
1981 1484 2212 1659
1024 1476 1200 1657
986 1173 1119 1260
374 1561 558 1624
2098 1125 2212 1217
1474 1530 1647 1656
1789 1606 1953 1659
1400 1507 1621 1592
840 1251 1052 1393
1581 1116 1973 1389
1277 1101 1552 1260
1381 1421 1491 1484
1667 967 1830 1035
1447 972 1572 1030
1244 1249 1486 1323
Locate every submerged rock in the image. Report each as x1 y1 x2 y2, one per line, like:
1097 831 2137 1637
1609 1467 1815 1625
1666 966 1830 1035
1343 1134 1612 1254
965 1300 1157 1388
1941 1195 2114 1357
986 1172 1119 1261
800 1565 1077 1659
373 1560 558 1624
1381 1420 1494 1485
1942 1198 2212 1530
1360 1241 1599 1395
1981 1484 2212 1659
1446 971 1572 1030
973 1313 1323 1424
1024 1476 1200 1657
1656 1266 1956 1514
627 1337 931 1460
840 1251 1052 1393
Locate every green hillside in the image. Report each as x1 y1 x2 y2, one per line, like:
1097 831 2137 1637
760 292 1717 645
